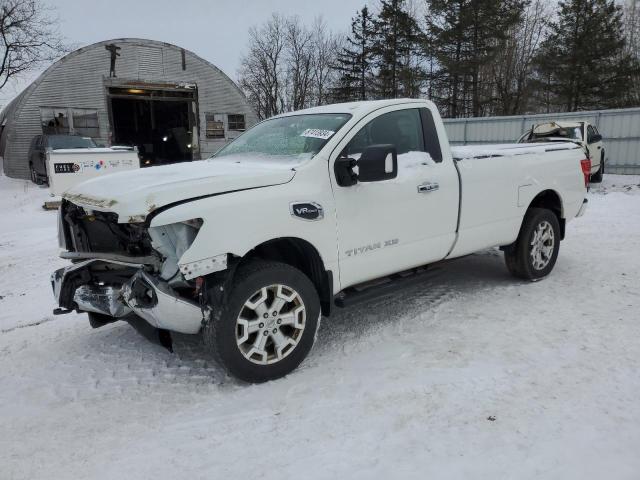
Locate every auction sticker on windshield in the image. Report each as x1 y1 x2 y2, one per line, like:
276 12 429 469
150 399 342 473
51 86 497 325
301 129 335 140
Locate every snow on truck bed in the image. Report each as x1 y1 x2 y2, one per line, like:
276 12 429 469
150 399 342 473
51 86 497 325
451 141 581 160
1 174 640 479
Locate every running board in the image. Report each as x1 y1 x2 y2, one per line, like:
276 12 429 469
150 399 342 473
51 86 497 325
334 267 441 308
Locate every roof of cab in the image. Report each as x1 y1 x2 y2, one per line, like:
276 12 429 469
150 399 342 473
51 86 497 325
275 98 430 118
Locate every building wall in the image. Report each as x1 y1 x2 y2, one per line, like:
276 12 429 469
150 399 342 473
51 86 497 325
443 107 640 174
1 38 257 179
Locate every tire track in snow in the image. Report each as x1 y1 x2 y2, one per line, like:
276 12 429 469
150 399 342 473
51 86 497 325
0 316 56 334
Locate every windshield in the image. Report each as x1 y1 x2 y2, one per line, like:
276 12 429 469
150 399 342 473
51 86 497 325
214 113 351 160
48 135 97 150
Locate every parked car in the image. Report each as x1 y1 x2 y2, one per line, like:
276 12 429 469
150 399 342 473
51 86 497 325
28 134 97 185
518 121 605 182
51 99 589 383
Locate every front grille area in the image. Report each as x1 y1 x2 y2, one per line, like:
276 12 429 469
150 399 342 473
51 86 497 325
60 200 153 256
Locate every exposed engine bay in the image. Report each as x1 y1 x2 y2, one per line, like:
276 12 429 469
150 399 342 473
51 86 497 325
53 200 212 335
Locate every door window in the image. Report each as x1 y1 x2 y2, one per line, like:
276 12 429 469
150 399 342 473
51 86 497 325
420 108 443 162
343 108 424 157
587 125 597 143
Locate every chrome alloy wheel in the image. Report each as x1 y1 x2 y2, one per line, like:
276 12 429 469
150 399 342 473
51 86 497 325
530 220 555 270
235 284 306 365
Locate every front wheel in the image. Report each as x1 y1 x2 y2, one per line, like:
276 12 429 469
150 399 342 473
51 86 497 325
203 260 320 383
504 208 561 281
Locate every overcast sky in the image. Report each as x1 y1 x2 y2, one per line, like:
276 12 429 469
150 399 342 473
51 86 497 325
0 0 372 106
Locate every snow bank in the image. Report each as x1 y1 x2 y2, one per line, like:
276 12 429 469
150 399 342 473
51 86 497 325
1 174 640 479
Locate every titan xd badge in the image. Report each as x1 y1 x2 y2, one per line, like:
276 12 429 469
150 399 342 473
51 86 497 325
290 202 324 221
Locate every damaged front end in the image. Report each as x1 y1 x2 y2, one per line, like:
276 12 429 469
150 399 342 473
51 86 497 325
51 200 220 338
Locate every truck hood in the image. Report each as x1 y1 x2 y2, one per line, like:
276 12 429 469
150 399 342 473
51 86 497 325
63 157 297 222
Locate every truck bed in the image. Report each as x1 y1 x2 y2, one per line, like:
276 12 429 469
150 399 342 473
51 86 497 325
447 140 586 260
451 142 582 160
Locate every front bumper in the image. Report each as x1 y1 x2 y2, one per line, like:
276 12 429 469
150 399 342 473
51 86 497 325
51 260 204 334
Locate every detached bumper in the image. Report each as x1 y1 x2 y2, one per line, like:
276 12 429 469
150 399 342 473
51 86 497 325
51 260 204 334
576 198 588 217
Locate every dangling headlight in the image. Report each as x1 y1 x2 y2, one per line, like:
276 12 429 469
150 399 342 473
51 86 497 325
148 219 203 284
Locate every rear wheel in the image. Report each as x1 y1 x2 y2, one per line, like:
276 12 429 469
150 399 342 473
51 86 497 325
203 260 320 383
504 208 561 281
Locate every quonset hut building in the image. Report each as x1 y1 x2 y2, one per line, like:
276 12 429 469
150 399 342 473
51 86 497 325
0 38 257 179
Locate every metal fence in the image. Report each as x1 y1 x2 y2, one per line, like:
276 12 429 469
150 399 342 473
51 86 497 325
442 107 640 174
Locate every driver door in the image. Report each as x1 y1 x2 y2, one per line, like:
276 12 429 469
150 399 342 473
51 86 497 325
329 105 459 290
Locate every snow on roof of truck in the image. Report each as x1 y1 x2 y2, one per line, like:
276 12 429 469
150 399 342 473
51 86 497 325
275 99 431 118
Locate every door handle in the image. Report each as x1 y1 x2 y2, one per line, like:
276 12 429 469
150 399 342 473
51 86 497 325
417 182 439 193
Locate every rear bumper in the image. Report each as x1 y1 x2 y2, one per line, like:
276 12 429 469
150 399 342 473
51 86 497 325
51 260 203 334
576 198 588 217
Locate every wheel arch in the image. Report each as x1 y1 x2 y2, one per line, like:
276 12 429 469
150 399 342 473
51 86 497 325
526 189 565 239
238 237 333 317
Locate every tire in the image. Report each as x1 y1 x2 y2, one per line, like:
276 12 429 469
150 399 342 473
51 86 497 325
203 260 320 383
590 154 604 183
29 164 40 185
504 208 561 281
30 164 46 186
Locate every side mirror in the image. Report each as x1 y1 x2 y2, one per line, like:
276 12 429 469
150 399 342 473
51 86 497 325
334 144 398 187
358 144 398 182
334 157 358 187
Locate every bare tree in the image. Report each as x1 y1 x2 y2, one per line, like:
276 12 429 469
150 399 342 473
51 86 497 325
239 14 341 118
310 17 340 106
623 0 640 104
490 0 550 114
0 0 67 91
624 0 640 57
238 14 287 120
285 17 313 111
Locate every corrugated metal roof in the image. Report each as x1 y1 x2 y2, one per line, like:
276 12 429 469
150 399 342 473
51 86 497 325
0 38 257 179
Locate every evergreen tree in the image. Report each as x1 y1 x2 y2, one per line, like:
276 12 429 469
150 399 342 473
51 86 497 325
534 0 639 111
331 7 375 101
426 0 524 117
371 0 424 99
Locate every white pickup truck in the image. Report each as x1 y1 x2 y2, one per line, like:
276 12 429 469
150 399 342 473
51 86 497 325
52 99 589 382
518 121 605 182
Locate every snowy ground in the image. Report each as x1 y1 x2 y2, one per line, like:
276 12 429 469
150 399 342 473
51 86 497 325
1 174 640 480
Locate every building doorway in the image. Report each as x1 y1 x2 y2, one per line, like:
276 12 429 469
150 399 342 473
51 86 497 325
108 85 198 166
